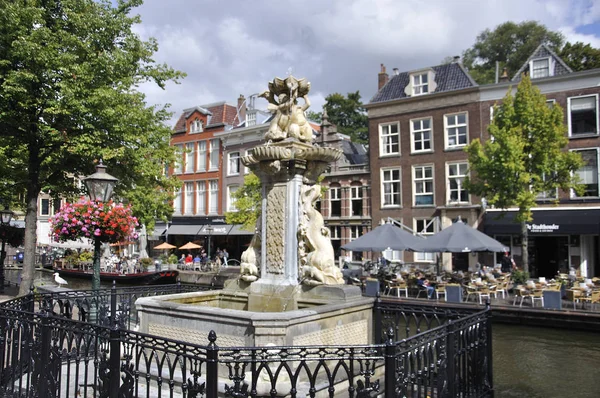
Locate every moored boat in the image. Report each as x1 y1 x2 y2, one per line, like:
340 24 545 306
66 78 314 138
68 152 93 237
53 268 179 285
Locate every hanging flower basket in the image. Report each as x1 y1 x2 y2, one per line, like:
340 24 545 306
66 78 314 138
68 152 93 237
50 199 138 244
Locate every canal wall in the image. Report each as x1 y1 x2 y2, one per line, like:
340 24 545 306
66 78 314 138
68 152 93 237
382 297 600 333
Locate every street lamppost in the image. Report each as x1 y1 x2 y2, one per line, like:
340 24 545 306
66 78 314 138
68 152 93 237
83 161 118 292
0 205 14 294
206 225 213 261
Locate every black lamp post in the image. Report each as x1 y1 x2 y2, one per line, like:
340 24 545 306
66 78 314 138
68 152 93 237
0 205 14 294
83 161 118 292
206 225 213 261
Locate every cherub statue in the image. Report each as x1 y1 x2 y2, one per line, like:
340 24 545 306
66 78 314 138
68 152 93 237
260 76 312 143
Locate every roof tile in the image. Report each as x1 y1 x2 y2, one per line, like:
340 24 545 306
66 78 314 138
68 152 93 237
370 63 477 104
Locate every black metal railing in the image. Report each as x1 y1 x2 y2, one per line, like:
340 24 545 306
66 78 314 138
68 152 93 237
0 285 493 397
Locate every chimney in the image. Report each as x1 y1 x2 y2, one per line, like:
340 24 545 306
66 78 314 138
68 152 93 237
378 63 389 90
452 55 460 63
499 67 509 83
393 68 399 76
237 94 246 124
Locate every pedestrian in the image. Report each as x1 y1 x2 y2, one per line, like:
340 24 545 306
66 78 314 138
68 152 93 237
222 248 229 266
500 251 516 273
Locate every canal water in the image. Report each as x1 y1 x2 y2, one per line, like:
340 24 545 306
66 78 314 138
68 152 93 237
493 323 600 397
6 269 600 396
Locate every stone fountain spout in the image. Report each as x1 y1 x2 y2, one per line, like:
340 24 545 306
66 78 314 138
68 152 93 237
240 75 344 288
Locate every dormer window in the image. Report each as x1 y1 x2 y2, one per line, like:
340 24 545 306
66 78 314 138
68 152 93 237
246 111 256 127
530 57 551 79
405 70 437 98
190 119 203 133
412 73 428 95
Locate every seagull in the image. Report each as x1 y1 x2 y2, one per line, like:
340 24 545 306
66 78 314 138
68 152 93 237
54 273 68 288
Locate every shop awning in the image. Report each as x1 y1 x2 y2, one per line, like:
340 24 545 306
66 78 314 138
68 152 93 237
167 225 203 236
228 225 255 235
148 224 168 240
484 208 600 235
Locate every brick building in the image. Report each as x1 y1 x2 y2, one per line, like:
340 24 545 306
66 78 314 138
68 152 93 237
365 46 600 278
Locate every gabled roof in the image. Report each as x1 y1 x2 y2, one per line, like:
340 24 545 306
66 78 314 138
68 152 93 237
370 62 477 104
511 43 573 81
173 102 239 133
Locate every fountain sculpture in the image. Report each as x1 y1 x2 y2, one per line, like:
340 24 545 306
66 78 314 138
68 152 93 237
136 76 373 352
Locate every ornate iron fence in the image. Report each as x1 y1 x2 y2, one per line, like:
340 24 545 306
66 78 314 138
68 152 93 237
0 286 493 398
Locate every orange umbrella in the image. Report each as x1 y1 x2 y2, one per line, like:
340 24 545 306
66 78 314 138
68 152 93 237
179 242 202 250
154 242 176 250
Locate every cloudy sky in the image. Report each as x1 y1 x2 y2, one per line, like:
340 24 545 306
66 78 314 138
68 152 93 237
131 0 600 125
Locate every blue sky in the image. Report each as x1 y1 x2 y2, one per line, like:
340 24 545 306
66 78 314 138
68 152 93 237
125 0 600 124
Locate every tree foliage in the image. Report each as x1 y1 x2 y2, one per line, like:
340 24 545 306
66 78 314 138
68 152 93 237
309 91 368 143
465 75 582 271
225 173 262 231
462 21 564 84
0 0 184 295
559 41 600 72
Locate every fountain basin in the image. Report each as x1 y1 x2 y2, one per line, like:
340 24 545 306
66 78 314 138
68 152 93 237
136 285 374 347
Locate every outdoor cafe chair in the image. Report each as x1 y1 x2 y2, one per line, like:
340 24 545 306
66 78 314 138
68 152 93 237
579 289 600 311
435 285 446 301
383 280 408 298
528 288 544 307
565 289 583 310
513 286 529 307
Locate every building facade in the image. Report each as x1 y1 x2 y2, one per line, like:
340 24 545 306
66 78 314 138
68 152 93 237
317 112 371 264
365 47 600 278
365 62 481 272
166 100 245 259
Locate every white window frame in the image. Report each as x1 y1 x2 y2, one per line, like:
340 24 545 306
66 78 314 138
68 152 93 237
571 147 600 198
197 141 206 172
173 189 182 214
349 225 363 239
567 94 599 137
174 144 184 174
379 122 400 156
208 180 219 214
196 181 206 215
228 151 240 176
444 112 468 150
413 165 434 206
381 167 402 208
227 185 239 211
350 186 363 216
530 57 552 79
329 187 341 217
414 218 436 262
446 162 469 204
190 119 203 133
536 172 558 200
412 73 429 96
184 182 194 214
185 143 195 173
410 117 433 154
40 198 50 216
209 139 220 171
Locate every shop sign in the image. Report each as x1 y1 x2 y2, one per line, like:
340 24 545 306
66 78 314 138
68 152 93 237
526 223 560 233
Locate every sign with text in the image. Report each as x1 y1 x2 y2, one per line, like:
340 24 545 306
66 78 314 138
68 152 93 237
526 223 560 233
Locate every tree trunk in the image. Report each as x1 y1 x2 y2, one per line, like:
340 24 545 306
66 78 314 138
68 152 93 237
18 147 41 297
19 184 41 296
521 220 529 274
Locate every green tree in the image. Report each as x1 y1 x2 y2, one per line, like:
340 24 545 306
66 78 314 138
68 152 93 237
559 41 600 72
465 75 582 273
309 91 368 143
0 0 184 295
225 173 262 231
463 21 564 84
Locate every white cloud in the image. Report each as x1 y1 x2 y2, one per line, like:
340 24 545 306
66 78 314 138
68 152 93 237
131 0 600 124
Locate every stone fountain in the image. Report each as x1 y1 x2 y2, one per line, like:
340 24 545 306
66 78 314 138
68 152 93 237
136 76 373 349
